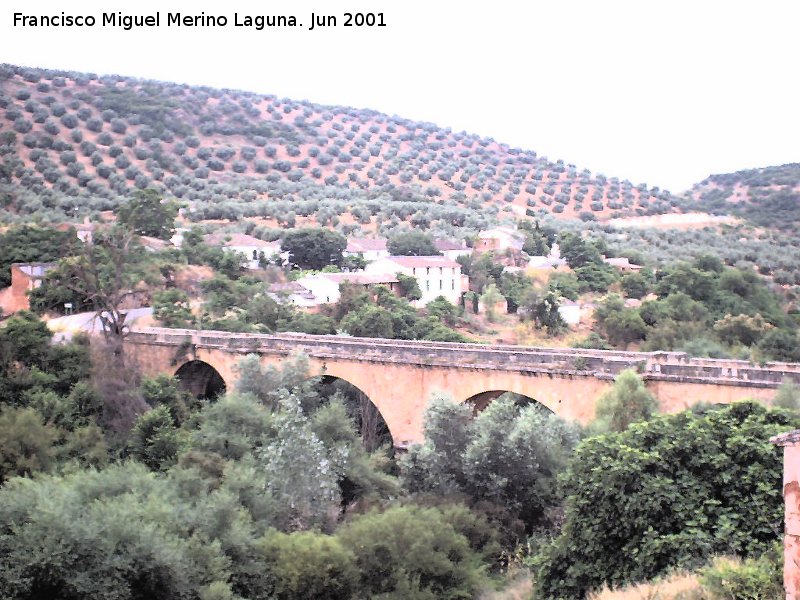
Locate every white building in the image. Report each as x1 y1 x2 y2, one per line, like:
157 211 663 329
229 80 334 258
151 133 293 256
434 239 472 262
203 233 285 269
528 242 567 268
557 300 581 326
365 256 466 306
292 272 399 305
344 238 389 263
474 227 525 253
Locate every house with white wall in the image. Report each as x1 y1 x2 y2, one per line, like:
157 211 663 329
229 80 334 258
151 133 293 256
292 272 399 305
434 239 472 262
203 233 284 269
365 256 466 306
344 238 389 263
474 227 525 253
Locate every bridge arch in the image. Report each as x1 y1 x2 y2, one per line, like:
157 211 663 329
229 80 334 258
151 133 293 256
313 360 416 448
457 378 566 417
315 375 393 452
465 390 555 414
174 359 227 400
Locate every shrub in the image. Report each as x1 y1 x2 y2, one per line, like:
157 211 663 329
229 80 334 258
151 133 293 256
337 505 487 598
60 114 78 129
700 546 782 600
13 118 32 133
536 401 798 598
256 530 359 600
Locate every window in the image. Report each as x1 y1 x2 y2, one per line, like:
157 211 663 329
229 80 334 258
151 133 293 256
426 267 430 275
252 250 258 260
451 280 455 290
426 280 430 291
439 279 443 290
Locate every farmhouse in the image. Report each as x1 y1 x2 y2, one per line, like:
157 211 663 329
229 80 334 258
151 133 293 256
365 256 467 306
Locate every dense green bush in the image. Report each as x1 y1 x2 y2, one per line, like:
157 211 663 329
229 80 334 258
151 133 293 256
402 395 579 532
337 505 487 598
536 401 798 598
700 545 783 600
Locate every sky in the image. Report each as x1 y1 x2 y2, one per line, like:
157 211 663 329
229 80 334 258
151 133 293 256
3 0 799 192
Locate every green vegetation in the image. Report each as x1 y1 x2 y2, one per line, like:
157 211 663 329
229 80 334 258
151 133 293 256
590 255 797 361
282 228 346 270
0 225 78 287
2 62 800 600
0 306 796 599
116 188 178 240
0 63 681 231
536 401 797 598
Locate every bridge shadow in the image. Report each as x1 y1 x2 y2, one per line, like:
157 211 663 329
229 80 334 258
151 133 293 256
465 390 554 415
314 375 393 453
175 360 227 400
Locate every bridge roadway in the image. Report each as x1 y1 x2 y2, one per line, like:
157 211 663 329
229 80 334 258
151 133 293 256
127 327 799 446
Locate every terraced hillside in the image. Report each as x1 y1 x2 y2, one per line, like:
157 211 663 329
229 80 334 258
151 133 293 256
689 163 800 231
0 64 682 230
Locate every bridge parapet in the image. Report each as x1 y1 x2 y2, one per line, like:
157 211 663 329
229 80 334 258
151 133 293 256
126 328 800 388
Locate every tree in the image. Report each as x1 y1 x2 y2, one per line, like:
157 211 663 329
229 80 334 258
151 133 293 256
595 295 648 348
574 262 619 293
0 225 78 287
0 463 234 599
558 232 603 269
479 283 504 323
521 286 565 335
129 405 185 471
426 296 459 326
387 230 440 256
401 394 579 531
153 288 193 328
621 271 649 299
140 374 192 424
340 304 395 338
593 369 657 433
713 313 772 346
256 530 359 600
536 401 799 598
336 505 487 598
37 226 157 358
395 272 422 301
548 271 580 301
759 329 800 362
116 188 178 240
0 406 57 482
282 228 346 270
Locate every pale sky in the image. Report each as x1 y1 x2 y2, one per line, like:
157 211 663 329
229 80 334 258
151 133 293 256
3 0 798 192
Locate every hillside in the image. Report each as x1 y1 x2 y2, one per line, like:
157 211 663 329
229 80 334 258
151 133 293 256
0 63 681 230
688 163 800 231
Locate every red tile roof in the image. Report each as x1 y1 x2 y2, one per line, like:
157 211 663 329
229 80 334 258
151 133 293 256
346 238 388 252
434 239 468 251
384 256 461 268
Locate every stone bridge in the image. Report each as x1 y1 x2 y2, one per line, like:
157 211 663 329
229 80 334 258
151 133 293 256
127 327 800 447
